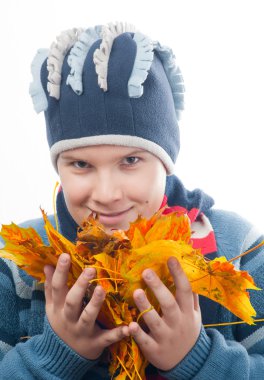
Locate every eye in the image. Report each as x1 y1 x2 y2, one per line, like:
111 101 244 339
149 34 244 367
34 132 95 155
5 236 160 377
122 156 140 165
73 160 90 169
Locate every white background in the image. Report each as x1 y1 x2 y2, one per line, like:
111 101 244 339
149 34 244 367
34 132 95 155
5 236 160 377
0 0 263 231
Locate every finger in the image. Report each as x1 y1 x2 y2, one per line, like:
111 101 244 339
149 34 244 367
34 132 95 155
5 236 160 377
129 321 157 356
79 285 105 328
51 253 71 309
44 265 55 305
133 288 164 337
64 267 96 322
99 325 130 348
142 269 179 321
168 257 194 313
193 292 200 311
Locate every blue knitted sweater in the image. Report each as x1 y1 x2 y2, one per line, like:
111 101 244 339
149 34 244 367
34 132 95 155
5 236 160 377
0 176 264 379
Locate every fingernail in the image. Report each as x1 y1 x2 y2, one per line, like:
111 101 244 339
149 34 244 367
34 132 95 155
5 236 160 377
95 286 105 297
168 257 178 269
143 269 154 280
83 268 94 279
130 322 139 335
60 253 69 263
133 288 143 301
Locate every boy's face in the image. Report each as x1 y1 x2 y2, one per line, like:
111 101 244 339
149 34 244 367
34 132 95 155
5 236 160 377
57 145 167 232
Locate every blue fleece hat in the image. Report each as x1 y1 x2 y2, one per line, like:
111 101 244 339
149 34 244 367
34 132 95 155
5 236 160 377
29 22 184 174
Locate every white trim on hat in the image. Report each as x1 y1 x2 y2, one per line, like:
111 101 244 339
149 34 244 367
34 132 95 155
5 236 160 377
50 134 175 174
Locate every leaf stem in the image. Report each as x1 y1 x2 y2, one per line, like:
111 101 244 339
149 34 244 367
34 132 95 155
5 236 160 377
204 318 264 328
52 181 60 232
228 240 264 263
126 350 143 380
89 277 124 284
89 265 121 275
116 355 133 380
137 305 154 323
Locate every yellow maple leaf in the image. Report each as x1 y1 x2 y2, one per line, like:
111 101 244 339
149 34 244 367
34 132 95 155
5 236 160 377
0 221 58 282
121 240 259 324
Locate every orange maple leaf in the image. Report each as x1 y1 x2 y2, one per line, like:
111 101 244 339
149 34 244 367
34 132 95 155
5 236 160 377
0 208 260 380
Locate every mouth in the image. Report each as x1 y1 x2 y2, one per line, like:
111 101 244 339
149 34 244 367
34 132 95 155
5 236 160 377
90 207 133 227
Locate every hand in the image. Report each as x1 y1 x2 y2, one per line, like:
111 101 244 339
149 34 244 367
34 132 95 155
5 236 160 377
44 253 129 360
128 257 201 371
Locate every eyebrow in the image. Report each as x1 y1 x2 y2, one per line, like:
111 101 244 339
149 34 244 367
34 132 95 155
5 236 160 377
123 149 149 156
59 149 149 160
59 153 80 160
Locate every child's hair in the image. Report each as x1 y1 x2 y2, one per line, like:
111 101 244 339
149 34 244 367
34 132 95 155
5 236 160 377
29 22 185 174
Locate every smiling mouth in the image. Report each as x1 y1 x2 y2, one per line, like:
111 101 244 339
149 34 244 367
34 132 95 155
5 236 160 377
100 210 129 217
90 208 132 217
89 207 133 226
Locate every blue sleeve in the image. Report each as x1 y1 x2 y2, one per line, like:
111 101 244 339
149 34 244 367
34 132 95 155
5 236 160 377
0 319 97 380
160 326 264 380
0 258 96 379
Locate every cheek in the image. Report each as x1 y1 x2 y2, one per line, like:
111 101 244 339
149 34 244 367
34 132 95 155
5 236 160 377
145 176 166 213
128 164 166 215
61 181 92 225
60 175 90 207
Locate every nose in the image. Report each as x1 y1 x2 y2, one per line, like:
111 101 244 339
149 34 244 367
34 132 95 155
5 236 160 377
90 171 123 205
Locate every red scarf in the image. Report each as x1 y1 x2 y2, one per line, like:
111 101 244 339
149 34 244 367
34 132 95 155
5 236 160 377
160 195 217 255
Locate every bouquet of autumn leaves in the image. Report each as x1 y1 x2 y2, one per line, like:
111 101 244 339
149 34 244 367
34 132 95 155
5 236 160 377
0 208 261 380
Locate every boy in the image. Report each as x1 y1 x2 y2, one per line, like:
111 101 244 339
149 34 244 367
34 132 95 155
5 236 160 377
0 22 263 379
